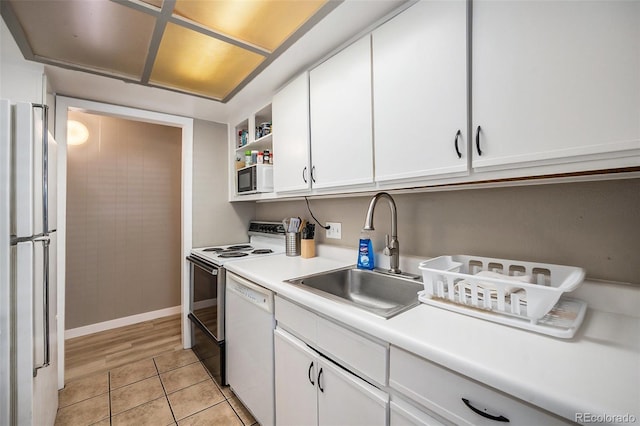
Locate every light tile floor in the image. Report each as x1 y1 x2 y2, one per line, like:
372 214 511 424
55 349 257 426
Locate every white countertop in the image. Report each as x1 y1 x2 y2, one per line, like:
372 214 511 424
224 249 640 424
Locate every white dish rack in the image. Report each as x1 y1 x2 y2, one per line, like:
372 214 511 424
418 255 587 338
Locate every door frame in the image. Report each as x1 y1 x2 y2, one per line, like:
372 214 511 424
54 96 193 389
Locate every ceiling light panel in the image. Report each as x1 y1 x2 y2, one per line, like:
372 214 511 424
8 0 155 79
172 0 327 52
140 0 164 9
150 23 266 100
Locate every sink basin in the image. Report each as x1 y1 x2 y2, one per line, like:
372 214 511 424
284 267 423 319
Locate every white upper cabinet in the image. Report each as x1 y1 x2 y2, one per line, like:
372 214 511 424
309 36 374 189
272 73 311 193
472 0 640 172
372 0 468 183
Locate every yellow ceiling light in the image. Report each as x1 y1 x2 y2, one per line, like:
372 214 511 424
2 0 336 102
7 0 155 79
173 0 328 51
67 120 89 146
150 23 265 99
140 0 163 9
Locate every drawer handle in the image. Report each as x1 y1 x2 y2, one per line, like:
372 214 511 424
475 125 483 156
454 129 462 158
462 398 510 422
318 367 324 392
308 362 315 386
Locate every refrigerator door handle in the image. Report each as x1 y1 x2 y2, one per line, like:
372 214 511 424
32 236 50 376
32 104 49 234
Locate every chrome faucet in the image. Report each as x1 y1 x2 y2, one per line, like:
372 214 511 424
363 192 401 274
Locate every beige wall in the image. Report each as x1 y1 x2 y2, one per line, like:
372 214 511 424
256 178 640 284
65 115 255 329
192 119 255 247
65 112 183 329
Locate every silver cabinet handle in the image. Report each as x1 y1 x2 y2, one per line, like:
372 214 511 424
33 236 50 376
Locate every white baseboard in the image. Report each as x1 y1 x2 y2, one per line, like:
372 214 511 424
65 305 181 340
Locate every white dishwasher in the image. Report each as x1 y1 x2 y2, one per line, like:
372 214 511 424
225 271 275 426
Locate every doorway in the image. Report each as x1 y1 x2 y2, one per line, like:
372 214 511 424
55 97 194 389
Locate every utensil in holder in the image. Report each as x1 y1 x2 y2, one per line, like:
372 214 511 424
286 232 301 256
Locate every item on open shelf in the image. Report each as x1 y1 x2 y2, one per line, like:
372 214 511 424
238 129 248 147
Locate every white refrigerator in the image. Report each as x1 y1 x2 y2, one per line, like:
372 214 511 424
1 99 58 426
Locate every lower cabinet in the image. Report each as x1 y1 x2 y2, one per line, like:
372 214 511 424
390 398 450 426
275 328 389 426
389 346 572 425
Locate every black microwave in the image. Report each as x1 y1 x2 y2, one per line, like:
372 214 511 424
237 164 274 194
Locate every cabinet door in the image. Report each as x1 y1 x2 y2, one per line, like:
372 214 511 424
472 0 640 172
272 73 311 193
372 0 468 183
390 399 448 426
309 36 374 189
274 329 318 426
317 358 388 426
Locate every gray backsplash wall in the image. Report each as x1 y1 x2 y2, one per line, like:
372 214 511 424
255 178 640 284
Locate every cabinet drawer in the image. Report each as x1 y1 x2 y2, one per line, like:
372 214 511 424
275 296 388 386
275 296 317 343
317 316 387 386
389 347 571 425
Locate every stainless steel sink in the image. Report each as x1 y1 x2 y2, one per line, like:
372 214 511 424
284 267 423 319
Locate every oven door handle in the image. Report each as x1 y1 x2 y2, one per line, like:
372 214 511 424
186 255 218 275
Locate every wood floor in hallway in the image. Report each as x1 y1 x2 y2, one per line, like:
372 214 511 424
64 314 183 383
58 314 257 426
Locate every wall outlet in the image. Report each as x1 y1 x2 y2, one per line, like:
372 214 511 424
326 222 342 239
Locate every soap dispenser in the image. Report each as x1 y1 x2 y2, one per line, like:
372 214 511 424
357 231 375 270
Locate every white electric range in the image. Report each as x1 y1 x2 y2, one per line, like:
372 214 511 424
190 221 285 266
186 221 285 385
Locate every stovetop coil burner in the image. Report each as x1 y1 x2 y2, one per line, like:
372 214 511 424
218 252 249 258
252 249 273 254
227 245 253 250
203 247 224 252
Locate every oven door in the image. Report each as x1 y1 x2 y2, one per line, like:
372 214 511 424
187 255 226 385
187 255 224 341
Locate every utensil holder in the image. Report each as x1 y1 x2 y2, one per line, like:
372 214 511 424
301 239 315 259
286 232 301 256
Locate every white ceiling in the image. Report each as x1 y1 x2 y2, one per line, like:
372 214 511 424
41 0 409 124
